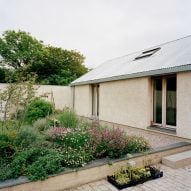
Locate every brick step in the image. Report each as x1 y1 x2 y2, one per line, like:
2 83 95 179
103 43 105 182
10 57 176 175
162 150 191 169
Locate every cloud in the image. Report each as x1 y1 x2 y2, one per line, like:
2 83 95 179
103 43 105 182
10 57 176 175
0 0 191 68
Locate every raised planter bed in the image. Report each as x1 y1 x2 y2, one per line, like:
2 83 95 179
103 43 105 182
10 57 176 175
107 166 163 190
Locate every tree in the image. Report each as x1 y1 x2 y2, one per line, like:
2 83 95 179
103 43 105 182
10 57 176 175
0 30 44 70
0 30 88 85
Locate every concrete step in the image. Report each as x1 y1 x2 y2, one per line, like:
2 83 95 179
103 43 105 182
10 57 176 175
162 150 191 169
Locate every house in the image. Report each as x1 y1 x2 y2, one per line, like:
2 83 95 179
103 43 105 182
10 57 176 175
71 36 191 139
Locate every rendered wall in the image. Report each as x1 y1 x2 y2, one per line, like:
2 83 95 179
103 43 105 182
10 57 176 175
36 85 72 109
99 77 152 129
177 72 191 139
74 85 92 118
0 84 72 110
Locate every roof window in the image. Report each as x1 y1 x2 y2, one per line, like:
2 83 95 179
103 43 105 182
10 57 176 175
134 47 161 60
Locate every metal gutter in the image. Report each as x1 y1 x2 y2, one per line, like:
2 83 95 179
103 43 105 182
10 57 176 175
70 64 191 86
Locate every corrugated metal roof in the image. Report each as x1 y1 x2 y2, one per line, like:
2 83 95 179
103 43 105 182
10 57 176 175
71 35 191 86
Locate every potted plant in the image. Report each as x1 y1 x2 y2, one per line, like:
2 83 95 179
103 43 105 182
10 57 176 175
107 164 163 189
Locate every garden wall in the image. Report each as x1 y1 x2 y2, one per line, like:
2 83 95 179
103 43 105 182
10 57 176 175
0 83 72 112
1 142 191 191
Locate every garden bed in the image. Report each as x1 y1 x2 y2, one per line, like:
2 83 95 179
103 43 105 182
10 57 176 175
0 141 191 191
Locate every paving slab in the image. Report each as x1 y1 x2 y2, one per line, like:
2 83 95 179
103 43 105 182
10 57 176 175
162 150 191 168
64 164 191 191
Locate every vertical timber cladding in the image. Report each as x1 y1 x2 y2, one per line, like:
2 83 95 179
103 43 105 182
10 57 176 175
99 77 152 129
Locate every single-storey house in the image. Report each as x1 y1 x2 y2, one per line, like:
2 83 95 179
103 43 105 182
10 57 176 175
71 36 191 139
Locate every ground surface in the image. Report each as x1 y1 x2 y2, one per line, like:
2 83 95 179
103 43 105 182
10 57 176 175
118 125 189 148
64 164 191 191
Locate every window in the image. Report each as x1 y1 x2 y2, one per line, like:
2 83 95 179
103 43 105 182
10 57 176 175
153 76 176 128
134 47 160 60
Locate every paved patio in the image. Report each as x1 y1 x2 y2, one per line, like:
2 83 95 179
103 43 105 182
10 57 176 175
65 164 191 191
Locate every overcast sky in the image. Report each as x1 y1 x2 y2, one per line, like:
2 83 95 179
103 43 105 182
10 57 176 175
0 0 191 68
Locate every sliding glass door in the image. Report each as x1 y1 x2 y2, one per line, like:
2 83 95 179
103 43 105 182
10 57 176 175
153 79 162 124
166 77 176 126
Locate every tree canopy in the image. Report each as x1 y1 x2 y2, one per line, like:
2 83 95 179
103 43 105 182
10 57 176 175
0 30 88 85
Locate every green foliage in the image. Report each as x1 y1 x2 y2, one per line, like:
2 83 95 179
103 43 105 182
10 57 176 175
62 130 90 149
112 166 151 186
57 109 79 128
0 30 88 85
33 118 50 131
25 99 53 123
0 134 15 160
13 126 42 149
10 147 56 178
0 30 44 70
0 75 36 122
0 163 13 180
127 136 150 153
62 147 93 168
27 153 64 181
88 126 129 159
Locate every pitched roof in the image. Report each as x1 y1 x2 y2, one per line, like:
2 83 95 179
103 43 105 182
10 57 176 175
71 35 191 86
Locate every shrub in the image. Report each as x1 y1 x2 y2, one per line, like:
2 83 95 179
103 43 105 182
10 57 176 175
10 147 58 178
33 118 50 131
27 153 64 181
48 127 72 143
25 99 53 123
57 109 78 128
127 136 150 153
0 134 15 162
88 126 129 158
63 130 90 149
62 147 93 168
14 126 41 149
0 163 13 180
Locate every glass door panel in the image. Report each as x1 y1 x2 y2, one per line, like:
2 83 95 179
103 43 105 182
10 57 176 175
166 77 176 126
153 79 162 124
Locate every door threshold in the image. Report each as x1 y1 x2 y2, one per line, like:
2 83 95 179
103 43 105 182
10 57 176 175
148 126 176 135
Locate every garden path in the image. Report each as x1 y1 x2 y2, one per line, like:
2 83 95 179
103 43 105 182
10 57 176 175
64 164 191 191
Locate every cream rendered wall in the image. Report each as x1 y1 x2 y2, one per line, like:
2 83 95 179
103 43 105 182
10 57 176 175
177 72 191 139
36 85 72 110
74 85 92 118
99 77 152 129
0 84 72 110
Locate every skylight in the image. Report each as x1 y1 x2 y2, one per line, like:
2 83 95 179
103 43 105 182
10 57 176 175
134 47 161 60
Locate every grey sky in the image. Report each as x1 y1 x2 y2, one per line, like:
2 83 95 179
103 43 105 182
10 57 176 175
0 0 191 68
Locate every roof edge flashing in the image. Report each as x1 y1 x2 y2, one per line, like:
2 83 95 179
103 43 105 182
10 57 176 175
70 64 191 86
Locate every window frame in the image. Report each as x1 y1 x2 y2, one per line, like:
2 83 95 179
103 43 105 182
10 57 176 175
151 75 177 129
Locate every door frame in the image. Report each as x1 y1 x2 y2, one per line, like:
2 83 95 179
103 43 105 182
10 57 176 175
151 75 177 129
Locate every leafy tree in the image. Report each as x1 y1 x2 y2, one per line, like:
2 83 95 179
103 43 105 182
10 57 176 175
0 30 88 85
0 30 44 70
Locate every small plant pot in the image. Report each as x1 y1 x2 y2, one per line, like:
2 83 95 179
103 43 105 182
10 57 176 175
107 166 163 190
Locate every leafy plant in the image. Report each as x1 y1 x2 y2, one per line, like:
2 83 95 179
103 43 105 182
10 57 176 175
13 126 43 149
88 126 129 158
27 153 64 181
62 147 93 168
25 99 53 123
127 136 150 153
10 147 58 178
48 127 72 143
62 130 90 149
33 118 50 131
57 109 79 128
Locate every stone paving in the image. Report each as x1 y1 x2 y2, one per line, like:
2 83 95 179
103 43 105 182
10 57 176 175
64 165 191 191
